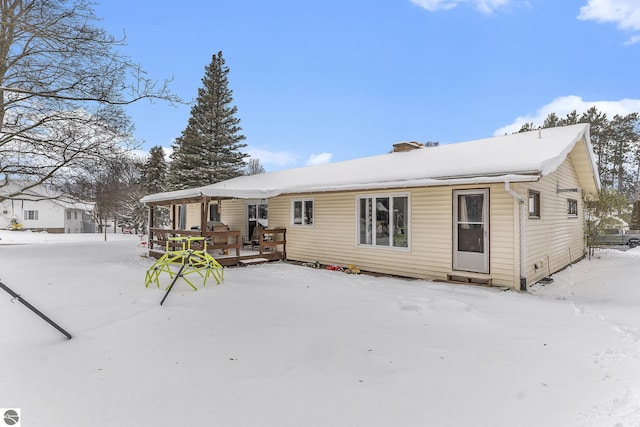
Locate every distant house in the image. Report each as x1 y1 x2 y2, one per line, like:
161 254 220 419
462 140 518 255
141 124 600 291
0 183 96 233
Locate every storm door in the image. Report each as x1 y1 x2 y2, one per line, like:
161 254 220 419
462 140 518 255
453 189 489 273
247 201 268 240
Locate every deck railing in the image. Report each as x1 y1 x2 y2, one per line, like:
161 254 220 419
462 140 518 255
149 228 241 256
257 228 286 257
148 227 286 264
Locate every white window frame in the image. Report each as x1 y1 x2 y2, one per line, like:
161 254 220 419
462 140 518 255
291 198 314 227
356 193 410 250
528 190 541 219
567 199 578 217
24 210 39 221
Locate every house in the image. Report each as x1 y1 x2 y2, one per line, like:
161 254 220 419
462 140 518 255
0 183 96 233
141 123 600 290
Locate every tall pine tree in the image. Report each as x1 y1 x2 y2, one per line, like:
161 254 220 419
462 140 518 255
141 145 169 228
518 107 640 196
168 51 248 189
142 146 168 194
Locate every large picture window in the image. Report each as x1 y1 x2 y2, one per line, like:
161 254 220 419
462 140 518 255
291 199 314 226
357 194 409 249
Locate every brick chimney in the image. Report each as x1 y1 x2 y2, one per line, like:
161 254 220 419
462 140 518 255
392 141 423 152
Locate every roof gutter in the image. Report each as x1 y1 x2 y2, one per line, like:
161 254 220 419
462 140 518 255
504 180 527 291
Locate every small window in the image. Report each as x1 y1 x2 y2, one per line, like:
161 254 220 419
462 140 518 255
567 199 578 216
209 203 220 222
66 210 71 220
258 203 268 220
178 204 187 230
24 210 39 220
292 199 313 226
528 191 540 218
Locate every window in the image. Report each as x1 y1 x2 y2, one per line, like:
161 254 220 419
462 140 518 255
528 191 540 218
567 199 578 216
24 210 38 220
291 199 313 226
258 203 268 221
248 201 269 238
66 210 71 220
209 203 220 222
357 194 409 249
74 211 78 220
178 204 187 229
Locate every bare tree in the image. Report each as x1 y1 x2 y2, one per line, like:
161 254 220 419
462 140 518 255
0 0 179 202
245 158 266 175
62 153 143 238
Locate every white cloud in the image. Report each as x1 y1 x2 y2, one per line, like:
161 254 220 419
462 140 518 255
306 152 333 166
130 149 149 160
245 147 297 168
625 34 640 45
410 0 511 14
133 146 173 163
578 0 640 43
493 95 640 135
410 0 458 11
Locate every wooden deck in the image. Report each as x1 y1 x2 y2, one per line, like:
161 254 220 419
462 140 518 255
147 227 286 267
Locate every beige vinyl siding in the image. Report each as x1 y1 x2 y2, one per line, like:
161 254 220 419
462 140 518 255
220 199 247 237
173 203 203 230
183 201 240 231
185 203 201 229
489 186 520 287
521 156 585 284
269 184 518 288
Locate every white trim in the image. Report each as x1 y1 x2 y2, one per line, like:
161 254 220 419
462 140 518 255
290 198 314 228
355 192 410 251
453 189 489 274
141 174 542 204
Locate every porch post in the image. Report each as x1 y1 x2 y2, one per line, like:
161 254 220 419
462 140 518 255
147 205 154 253
201 197 210 231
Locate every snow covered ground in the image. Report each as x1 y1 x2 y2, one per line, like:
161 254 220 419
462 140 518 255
1 230 639 426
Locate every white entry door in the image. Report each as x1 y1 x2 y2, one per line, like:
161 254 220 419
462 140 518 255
453 189 489 273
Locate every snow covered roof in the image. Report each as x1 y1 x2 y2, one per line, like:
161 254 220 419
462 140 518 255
141 123 600 204
1 182 94 211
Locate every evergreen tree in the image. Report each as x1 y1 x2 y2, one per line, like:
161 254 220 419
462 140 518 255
140 145 169 229
542 112 563 128
517 122 537 132
142 146 168 194
168 51 248 189
585 188 630 255
631 201 640 230
516 107 640 198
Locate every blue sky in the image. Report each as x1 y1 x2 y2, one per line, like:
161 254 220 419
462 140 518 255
94 0 640 171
